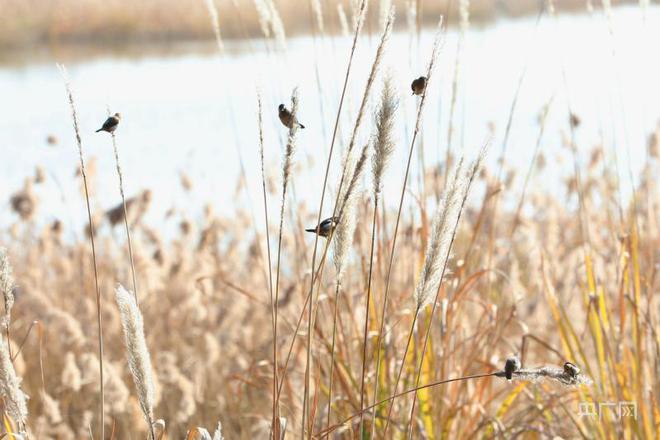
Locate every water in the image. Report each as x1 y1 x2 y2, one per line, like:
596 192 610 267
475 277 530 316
1 6 658 236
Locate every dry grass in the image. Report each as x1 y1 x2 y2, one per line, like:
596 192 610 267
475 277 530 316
0 1 658 439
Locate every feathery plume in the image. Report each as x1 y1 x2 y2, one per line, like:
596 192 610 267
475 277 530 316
0 337 28 430
414 158 467 310
115 284 156 439
333 142 368 279
310 0 324 34
0 248 15 331
337 4 350 38
371 75 398 196
203 0 225 54
281 88 300 198
379 0 393 31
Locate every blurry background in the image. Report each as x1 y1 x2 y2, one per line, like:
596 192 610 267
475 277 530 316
0 0 637 51
1 0 657 235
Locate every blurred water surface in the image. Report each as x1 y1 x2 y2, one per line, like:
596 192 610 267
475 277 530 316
1 5 658 236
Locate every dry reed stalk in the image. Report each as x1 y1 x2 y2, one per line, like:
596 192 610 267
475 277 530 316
58 63 105 440
299 1 367 436
0 248 15 359
370 16 444 439
325 139 369 433
108 115 139 304
319 359 590 437
381 155 468 437
115 284 156 439
273 88 300 439
256 91 277 439
303 10 393 435
357 74 397 436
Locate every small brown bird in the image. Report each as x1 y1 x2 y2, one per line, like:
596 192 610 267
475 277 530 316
305 216 339 238
96 113 121 133
504 356 521 380
569 113 581 129
411 76 427 96
563 362 580 378
278 104 305 129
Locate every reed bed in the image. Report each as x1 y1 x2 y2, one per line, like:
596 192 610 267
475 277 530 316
0 1 658 439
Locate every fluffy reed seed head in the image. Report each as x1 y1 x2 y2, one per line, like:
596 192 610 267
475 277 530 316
0 248 15 329
282 88 300 199
459 0 470 31
333 142 369 278
310 0 324 34
371 75 398 196
337 4 350 38
203 0 225 54
414 158 467 310
0 336 28 430
334 6 393 212
115 284 156 436
379 0 393 31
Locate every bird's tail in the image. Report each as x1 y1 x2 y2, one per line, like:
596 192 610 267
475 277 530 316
95 128 103 133
305 228 316 233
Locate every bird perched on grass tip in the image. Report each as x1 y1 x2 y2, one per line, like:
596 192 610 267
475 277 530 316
411 76 427 96
504 356 521 380
278 104 305 129
563 362 580 378
96 113 121 133
305 216 339 238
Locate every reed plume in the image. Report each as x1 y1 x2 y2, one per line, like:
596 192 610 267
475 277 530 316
405 143 488 437
371 76 397 196
358 74 398 436
300 1 367 434
310 0 324 34
273 88 300 439
0 336 28 431
203 0 224 54
108 110 139 303
372 16 444 438
414 158 466 310
326 139 368 430
331 7 394 211
115 284 156 439
0 248 15 353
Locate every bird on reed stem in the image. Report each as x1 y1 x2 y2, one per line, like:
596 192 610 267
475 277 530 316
278 104 305 129
305 217 338 237
96 113 121 133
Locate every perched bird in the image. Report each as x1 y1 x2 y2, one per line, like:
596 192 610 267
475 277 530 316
504 356 521 380
411 76 427 96
96 113 121 133
569 113 581 129
278 104 305 129
563 362 580 378
305 216 339 238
